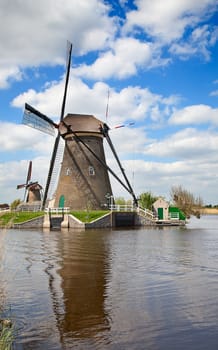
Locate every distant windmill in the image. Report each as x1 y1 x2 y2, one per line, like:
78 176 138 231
17 160 43 203
22 42 138 210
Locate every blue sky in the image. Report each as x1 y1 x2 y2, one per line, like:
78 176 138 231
0 0 218 205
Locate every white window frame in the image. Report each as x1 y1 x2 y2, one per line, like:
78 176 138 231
89 166 95 176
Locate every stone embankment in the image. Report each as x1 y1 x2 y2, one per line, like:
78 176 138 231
11 211 156 229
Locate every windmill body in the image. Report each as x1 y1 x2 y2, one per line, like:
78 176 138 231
54 114 113 210
22 42 138 210
17 160 43 206
26 182 43 203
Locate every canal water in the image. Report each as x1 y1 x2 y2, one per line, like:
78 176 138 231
1 215 218 349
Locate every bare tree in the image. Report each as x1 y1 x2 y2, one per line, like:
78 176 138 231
170 185 203 218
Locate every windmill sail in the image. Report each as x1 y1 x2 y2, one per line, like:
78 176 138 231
47 137 65 200
100 123 138 206
23 103 56 136
60 41 72 122
42 41 73 208
16 160 43 203
17 183 26 189
26 160 32 183
17 160 32 189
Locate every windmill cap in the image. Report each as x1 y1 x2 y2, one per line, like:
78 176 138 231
59 113 104 135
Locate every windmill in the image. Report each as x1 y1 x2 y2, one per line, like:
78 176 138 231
22 42 138 210
17 160 43 203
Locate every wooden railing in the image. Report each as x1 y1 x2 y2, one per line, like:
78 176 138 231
0 208 10 213
109 204 156 221
45 207 70 214
137 207 156 220
109 204 135 212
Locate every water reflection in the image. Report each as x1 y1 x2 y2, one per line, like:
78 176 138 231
50 229 111 342
1 218 218 349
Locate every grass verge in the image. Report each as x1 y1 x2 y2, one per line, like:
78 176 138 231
0 210 110 226
70 210 110 223
0 212 44 227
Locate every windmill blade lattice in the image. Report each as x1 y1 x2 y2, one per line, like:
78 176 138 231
46 136 65 200
23 103 57 136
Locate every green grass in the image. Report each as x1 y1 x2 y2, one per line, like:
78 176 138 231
71 210 110 223
0 210 109 226
0 212 44 226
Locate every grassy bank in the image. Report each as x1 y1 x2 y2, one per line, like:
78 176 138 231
0 210 110 227
0 212 44 227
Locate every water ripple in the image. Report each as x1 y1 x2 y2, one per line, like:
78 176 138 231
1 218 218 349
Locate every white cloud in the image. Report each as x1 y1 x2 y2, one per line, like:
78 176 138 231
210 90 218 97
12 76 178 128
169 104 218 125
73 37 155 79
107 126 149 156
122 0 218 63
102 85 163 123
12 84 65 121
0 121 57 204
0 121 53 154
0 66 23 89
0 0 216 89
170 25 218 60
109 155 218 205
144 128 218 160
0 0 115 87
124 0 216 43
11 78 108 122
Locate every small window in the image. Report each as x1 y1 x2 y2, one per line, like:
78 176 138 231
66 167 71 176
89 166 95 176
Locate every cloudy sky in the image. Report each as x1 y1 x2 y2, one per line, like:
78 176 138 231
0 0 218 205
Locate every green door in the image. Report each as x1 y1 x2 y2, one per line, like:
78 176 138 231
158 207 163 220
59 195 65 208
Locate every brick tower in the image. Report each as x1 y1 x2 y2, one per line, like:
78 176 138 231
53 113 113 210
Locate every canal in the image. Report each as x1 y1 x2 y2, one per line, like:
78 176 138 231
1 215 218 349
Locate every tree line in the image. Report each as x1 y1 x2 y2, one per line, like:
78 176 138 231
2 186 204 218
116 185 204 218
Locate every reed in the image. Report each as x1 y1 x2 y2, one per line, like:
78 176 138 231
0 319 14 350
0 230 15 349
